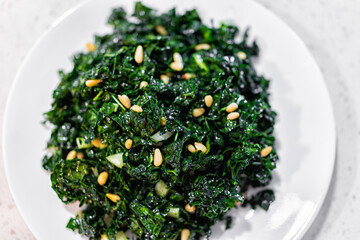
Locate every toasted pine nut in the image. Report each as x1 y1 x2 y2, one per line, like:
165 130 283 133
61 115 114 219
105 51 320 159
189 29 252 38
192 108 205 117
135 45 144 64
106 193 121 203
76 152 85 159
100 234 109 240
160 74 170 84
237 51 247 60
260 146 272 157
226 103 238 112
131 105 143 113
160 117 167 126
91 138 102 148
66 150 77 160
227 112 240 120
234 201 242 207
85 79 102 87
154 148 163 167
194 142 207 153
182 73 195 80
181 229 190 240
155 25 167 36
195 43 211 51
185 203 196 213
204 95 213 107
125 139 133 149
187 144 196 153
140 81 148 89
97 171 109 186
118 95 131 109
173 52 183 63
86 42 96 52
170 62 183 71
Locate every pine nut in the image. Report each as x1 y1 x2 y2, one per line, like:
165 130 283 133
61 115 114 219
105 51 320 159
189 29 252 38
101 234 109 240
154 148 163 167
227 112 240 120
234 201 242 207
135 45 144 64
226 103 238 112
85 79 102 87
195 43 211 51
118 95 131 109
185 203 196 213
194 142 207 153
66 150 77 160
139 81 148 89
192 108 205 117
173 52 183 63
155 25 167 36
76 152 85 159
97 171 109 186
182 73 195 80
86 42 96 52
260 146 272 157
125 139 133 149
237 51 247 60
131 105 143 113
187 144 196 153
204 95 213 107
160 74 170 84
91 138 102 148
181 229 190 240
106 193 121 203
160 117 167 126
170 62 183 71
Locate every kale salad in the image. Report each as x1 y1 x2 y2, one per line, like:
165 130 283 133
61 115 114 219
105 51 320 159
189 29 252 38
42 2 278 240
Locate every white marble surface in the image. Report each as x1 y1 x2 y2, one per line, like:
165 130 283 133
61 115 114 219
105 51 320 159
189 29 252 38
0 0 359 239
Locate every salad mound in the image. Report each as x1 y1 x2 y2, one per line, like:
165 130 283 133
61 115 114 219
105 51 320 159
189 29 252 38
43 2 278 240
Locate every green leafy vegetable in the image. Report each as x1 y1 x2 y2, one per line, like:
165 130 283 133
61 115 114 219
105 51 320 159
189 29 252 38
43 2 278 240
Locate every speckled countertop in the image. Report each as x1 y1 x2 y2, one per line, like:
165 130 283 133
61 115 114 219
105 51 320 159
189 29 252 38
1 0 360 239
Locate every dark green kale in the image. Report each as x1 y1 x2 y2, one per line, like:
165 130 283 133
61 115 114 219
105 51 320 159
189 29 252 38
43 2 278 240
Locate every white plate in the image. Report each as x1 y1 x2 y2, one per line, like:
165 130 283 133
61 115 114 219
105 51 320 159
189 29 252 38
2 0 336 239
